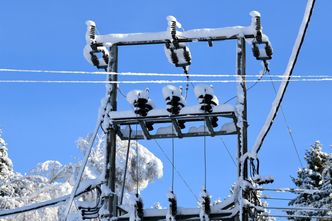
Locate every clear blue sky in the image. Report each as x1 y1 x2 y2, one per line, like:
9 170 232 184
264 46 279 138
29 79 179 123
0 0 331 215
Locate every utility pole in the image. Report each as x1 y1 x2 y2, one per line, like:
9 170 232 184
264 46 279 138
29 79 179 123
83 12 272 221
105 45 118 219
237 37 248 221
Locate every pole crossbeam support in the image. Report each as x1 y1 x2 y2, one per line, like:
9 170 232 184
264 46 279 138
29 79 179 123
117 205 238 221
108 106 237 140
81 10 274 221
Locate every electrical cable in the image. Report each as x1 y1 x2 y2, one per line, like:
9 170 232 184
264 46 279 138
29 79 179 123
171 126 175 192
153 139 199 202
3 77 332 85
252 0 316 155
203 122 207 190
120 126 132 205
258 214 332 219
223 65 267 104
135 124 139 195
63 121 102 221
1 68 331 78
0 185 99 218
219 137 236 166
255 187 326 194
267 72 304 168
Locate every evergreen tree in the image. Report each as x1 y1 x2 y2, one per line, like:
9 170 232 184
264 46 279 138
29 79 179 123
288 141 332 219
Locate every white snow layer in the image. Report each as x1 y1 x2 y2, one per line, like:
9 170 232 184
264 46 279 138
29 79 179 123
127 89 150 105
251 0 315 155
194 84 215 98
0 133 163 221
162 85 183 99
91 11 259 45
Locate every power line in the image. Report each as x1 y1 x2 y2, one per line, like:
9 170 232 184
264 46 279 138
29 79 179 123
2 78 332 84
0 68 331 78
220 137 236 166
64 121 104 220
267 72 304 168
0 184 100 218
252 0 316 155
153 139 199 202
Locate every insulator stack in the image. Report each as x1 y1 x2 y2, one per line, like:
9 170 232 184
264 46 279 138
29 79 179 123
199 189 211 221
194 85 219 128
166 191 177 221
133 194 144 221
165 16 192 72
127 89 155 131
163 85 186 129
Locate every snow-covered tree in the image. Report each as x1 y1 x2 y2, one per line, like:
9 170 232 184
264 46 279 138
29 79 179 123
0 131 13 179
288 141 332 219
0 132 163 221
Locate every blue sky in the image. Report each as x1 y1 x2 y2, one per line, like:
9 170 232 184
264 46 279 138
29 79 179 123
0 0 331 214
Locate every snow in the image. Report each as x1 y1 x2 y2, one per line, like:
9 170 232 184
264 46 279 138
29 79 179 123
91 11 258 45
156 126 175 135
127 89 150 105
194 84 214 98
166 16 182 28
188 125 208 133
121 126 144 138
0 131 163 220
162 85 183 99
251 0 315 155
249 11 261 17
221 122 236 133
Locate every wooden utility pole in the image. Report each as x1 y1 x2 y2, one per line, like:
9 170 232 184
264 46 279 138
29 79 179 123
105 45 118 218
237 37 248 221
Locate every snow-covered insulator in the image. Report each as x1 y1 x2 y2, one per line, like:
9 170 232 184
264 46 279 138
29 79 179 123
194 85 219 128
250 11 262 42
162 85 186 129
164 16 191 72
86 20 97 43
252 39 273 61
199 189 211 221
166 191 177 221
83 20 110 70
131 194 144 221
127 89 155 131
164 43 192 69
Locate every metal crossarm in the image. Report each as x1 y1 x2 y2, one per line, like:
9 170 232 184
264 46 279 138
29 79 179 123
109 105 237 140
117 206 238 221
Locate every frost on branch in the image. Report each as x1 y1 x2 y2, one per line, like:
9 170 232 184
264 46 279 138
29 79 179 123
288 141 332 218
0 131 163 221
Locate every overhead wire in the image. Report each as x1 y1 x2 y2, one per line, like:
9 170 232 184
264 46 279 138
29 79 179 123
171 126 175 192
223 64 267 104
219 137 236 166
135 124 139 195
120 126 132 205
0 185 100 218
1 68 331 78
267 72 304 168
153 139 199 202
2 78 332 84
203 122 207 190
252 0 316 154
